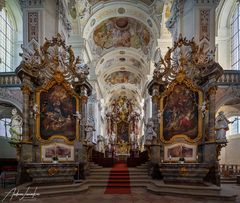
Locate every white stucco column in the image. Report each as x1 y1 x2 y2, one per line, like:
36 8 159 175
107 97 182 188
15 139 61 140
182 0 219 51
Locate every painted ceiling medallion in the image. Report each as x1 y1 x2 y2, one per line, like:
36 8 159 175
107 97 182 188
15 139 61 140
92 17 151 55
105 71 141 85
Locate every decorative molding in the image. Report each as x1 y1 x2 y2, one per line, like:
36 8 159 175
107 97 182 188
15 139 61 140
28 12 39 42
19 0 44 9
57 0 72 33
199 9 210 42
194 0 220 6
0 88 23 111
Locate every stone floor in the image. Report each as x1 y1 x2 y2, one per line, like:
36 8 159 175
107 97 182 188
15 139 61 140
0 184 239 203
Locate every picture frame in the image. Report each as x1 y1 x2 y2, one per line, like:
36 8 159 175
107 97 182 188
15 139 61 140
41 143 74 162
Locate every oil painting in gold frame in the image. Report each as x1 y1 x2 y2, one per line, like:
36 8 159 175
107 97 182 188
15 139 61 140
160 74 203 144
35 72 80 144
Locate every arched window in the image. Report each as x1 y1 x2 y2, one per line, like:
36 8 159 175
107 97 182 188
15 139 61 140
226 116 240 136
0 8 14 72
0 118 11 138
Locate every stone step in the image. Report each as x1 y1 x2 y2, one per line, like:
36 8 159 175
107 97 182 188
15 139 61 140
221 180 237 184
90 172 147 176
87 175 150 180
90 168 147 172
147 184 237 201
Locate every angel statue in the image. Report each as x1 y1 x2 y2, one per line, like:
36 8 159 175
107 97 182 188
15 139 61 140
145 118 157 145
215 111 236 141
73 111 82 122
9 108 23 142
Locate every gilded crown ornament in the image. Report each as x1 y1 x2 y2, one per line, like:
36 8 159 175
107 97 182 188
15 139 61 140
152 34 223 86
18 33 89 85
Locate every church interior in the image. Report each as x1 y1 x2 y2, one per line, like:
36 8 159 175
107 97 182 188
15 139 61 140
0 0 240 202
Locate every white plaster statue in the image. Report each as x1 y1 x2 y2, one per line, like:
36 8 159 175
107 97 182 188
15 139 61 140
110 132 116 144
9 108 23 141
73 111 82 121
130 131 136 144
215 111 235 141
33 104 39 120
145 118 157 144
199 101 207 118
84 120 95 144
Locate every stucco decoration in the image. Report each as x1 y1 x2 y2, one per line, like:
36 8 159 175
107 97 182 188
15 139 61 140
88 0 154 6
0 88 23 112
91 17 152 56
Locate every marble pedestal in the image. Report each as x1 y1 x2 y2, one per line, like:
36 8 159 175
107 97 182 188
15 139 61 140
159 163 210 184
25 163 78 184
150 144 161 164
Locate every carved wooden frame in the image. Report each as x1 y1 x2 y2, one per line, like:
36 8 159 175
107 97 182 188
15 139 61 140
35 71 80 144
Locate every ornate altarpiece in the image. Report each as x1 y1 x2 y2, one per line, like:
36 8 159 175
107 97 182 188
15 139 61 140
15 34 92 184
148 35 223 185
106 95 140 154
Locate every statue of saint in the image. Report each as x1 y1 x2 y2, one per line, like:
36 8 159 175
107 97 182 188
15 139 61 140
84 120 95 145
9 108 23 141
215 111 235 141
145 118 157 144
130 131 136 144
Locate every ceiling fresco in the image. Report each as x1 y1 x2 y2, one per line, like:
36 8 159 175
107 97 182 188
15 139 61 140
104 71 141 86
88 0 154 6
92 17 152 55
101 57 143 70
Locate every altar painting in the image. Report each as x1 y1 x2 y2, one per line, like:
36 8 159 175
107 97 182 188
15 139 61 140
117 121 129 142
164 143 197 162
40 85 76 141
41 143 74 162
162 84 199 141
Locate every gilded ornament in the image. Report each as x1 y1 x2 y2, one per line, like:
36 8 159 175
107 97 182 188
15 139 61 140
48 167 59 176
21 85 31 94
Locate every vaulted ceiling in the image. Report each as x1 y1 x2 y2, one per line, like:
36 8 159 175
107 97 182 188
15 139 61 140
67 0 166 110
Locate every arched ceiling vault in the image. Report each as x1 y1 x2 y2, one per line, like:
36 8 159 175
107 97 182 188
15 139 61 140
70 0 164 110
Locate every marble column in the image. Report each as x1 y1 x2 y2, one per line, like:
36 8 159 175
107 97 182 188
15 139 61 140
207 86 217 143
152 85 160 141
80 86 88 141
21 85 31 142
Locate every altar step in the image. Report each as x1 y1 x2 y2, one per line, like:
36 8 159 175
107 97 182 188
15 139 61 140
221 177 237 184
147 181 237 201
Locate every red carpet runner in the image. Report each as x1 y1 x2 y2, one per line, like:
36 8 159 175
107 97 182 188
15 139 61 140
104 162 131 194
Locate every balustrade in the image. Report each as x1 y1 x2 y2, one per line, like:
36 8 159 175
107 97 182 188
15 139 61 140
220 164 240 177
0 72 21 87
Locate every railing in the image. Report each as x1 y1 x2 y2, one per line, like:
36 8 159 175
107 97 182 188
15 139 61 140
0 72 21 87
218 70 240 86
0 70 240 87
220 164 240 177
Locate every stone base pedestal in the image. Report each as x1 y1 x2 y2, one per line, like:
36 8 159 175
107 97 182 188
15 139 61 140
150 144 161 164
25 163 78 184
159 163 210 184
237 175 240 185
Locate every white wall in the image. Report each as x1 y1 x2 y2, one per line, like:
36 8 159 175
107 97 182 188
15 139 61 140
0 137 16 159
220 134 240 165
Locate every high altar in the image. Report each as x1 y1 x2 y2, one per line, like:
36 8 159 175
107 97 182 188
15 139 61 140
147 35 224 186
13 34 93 184
105 95 141 160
